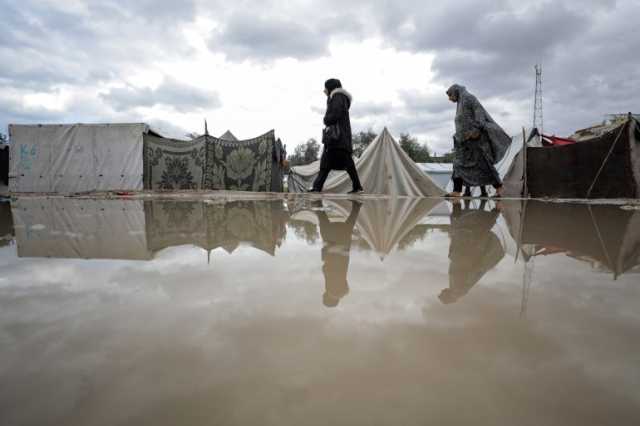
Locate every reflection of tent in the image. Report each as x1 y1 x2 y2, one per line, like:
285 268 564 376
9 123 157 193
502 200 640 277
503 116 640 198
11 198 151 260
288 128 444 196
0 201 13 246
290 197 444 258
145 200 288 257
11 198 289 260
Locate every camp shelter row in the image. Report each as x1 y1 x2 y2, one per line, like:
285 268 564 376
7 123 286 193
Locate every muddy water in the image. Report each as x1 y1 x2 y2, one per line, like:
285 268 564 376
0 197 639 426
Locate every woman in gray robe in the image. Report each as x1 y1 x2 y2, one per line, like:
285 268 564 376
446 84 512 197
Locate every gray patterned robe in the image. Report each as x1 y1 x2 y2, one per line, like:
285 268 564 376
448 84 512 187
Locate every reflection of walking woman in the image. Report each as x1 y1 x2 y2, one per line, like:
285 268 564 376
439 200 505 304
446 85 511 198
311 79 364 194
314 200 361 307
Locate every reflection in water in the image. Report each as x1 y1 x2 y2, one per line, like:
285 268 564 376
2 197 640 425
144 199 288 258
504 201 640 277
0 201 13 247
7 197 640 279
440 200 505 304
314 200 361 307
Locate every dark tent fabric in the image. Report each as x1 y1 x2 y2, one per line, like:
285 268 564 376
0 201 13 247
0 143 8 187
502 117 640 198
143 130 285 192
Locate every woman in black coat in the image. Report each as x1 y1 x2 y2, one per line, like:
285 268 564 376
311 79 363 194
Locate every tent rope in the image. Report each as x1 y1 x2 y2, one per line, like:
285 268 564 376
585 121 627 198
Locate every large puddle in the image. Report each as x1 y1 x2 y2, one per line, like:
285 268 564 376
1 197 639 425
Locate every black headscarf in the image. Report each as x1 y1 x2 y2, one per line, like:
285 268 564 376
324 78 342 94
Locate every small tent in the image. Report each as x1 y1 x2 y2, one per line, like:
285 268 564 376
417 163 453 190
288 128 444 197
219 130 239 141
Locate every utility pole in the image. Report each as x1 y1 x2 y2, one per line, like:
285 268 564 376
533 64 544 135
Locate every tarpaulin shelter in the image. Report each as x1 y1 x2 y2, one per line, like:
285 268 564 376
288 128 444 197
8 123 286 194
503 115 640 198
8 123 155 193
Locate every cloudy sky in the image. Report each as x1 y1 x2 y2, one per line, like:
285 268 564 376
1 0 638 154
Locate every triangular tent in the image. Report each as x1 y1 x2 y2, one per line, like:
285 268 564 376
288 128 444 197
219 130 238 141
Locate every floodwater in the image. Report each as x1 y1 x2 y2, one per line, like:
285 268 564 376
1 196 639 426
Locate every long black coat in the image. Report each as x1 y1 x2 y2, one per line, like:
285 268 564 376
320 89 353 170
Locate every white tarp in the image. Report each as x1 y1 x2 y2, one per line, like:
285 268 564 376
289 128 444 197
11 198 150 260
9 123 148 193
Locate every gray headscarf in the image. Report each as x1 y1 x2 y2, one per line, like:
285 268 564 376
447 84 512 164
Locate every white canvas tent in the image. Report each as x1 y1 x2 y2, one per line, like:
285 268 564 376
417 163 453 190
288 128 444 197
8 123 157 193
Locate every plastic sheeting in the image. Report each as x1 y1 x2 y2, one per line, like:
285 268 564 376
288 128 444 197
9 124 147 193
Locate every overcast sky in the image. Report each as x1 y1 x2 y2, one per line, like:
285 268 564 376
1 0 638 154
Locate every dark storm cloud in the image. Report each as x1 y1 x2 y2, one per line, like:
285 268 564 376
100 78 221 113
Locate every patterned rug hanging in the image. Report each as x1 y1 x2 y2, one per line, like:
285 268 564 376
143 130 284 192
